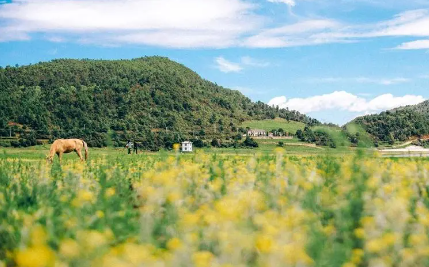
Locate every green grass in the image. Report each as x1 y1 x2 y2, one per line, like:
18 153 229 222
256 138 301 144
311 125 351 147
344 122 374 148
241 118 305 133
2 143 429 267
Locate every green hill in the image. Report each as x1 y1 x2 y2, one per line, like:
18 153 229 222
311 125 351 147
344 122 374 147
0 57 319 149
351 101 429 144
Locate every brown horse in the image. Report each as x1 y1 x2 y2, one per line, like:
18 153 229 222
47 139 88 163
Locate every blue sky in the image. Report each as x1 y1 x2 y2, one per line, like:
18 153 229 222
1 0 429 125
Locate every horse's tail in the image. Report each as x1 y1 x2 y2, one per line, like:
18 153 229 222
82 140 88 160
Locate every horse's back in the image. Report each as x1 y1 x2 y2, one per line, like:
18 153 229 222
51 139 83 152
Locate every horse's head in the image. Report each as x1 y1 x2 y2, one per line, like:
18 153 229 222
46 155 53 164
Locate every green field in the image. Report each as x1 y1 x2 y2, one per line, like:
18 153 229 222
241 118 305 133
1 146 429 267
344 122 374 148
1 142 358 162
311 125 352 147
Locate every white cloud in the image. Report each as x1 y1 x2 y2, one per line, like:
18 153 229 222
267 0 296 7
0 0 261 47
243 19 344 48
395 39 429 49
241 56 270 67
268 91 425 114
214 56 270 73
214 57 242 73
3 1 429 49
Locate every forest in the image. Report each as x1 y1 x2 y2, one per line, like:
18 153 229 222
0 57 319 149
353 103 429 144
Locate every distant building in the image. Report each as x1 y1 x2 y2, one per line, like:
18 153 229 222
182 141 193 152
247 129 266 137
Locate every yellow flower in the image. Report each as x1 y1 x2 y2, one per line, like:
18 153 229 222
192 251 214 267
167 238 182 251
96 210 105 218
105 188 116 198
382 233 397 246
282 244 314 265
173 143 180 151
78 230 107 251
354 228 365 239
167 192 181 203
79 190 95 202
366 239 384 253
15 246 55 267
59 239 79 259
121 243 152 264
255 235 273 253
30 225 48 246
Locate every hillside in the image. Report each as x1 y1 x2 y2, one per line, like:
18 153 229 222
351 100 429 144
241 118 305 134
0 57 319 149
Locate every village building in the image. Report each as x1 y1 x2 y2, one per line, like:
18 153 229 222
181 141 193 152
247 129 267 137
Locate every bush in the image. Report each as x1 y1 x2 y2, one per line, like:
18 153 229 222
243 137 258 148
211 139 221 147
192 139 205 148
278 141 284 147
0 140 11 147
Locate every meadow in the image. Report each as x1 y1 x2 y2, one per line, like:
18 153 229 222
241 119 305 134
1 147 429 267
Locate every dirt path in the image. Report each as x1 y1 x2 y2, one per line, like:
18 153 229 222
392 136 429 148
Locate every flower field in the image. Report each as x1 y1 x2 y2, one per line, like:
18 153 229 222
2 150 429 267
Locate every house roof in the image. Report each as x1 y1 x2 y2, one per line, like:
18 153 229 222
182 141 192 144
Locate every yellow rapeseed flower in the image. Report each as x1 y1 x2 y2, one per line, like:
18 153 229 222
354 228 365 239
173 143 180 151
96 210 105 218
192 251 214 267
166 237 182 251
15 246 55 267
255 235 273 253
30 225 48 246
59 239 79 259
105 188 116 198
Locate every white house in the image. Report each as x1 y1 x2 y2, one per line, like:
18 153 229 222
247 129 267 137
181 141 193 152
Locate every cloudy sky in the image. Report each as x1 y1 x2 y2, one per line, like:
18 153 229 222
1 0 429 125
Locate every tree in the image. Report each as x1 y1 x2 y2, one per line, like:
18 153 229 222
243 137 258 148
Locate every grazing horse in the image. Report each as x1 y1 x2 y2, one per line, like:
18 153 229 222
47 139 88 163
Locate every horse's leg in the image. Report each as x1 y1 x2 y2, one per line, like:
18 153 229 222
59 152 63 164
76 149 83 161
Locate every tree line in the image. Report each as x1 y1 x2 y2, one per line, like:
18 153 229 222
0 57 319 149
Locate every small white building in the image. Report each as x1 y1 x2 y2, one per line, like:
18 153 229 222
181 141 193 152
247 129 267 137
